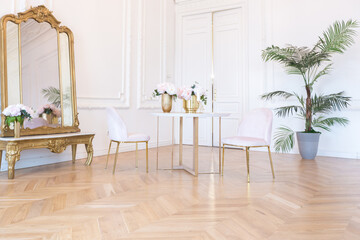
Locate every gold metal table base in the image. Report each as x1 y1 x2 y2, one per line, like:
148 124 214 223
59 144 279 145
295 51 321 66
154 113 228 177
0 133 95 179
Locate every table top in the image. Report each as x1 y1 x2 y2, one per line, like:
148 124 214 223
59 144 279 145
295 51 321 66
152 112 231 118
0 132 95 142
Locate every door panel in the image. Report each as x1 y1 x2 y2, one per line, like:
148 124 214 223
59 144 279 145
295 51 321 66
180 13 212 146
213 8 244 146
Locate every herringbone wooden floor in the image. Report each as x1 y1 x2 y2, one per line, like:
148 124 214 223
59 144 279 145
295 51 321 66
0 145 359 239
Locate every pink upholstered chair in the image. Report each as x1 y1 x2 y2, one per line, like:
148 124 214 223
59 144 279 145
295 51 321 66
105 107 150 174
221 108 275 182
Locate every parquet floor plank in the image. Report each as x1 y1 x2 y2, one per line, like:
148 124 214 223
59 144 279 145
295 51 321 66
0 145 359 239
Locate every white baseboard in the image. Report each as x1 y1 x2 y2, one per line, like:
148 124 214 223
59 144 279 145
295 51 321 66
0 140 172 172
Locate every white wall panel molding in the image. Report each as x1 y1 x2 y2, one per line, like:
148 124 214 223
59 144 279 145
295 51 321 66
14 0 53 13
137 0 167 109
78 0 131 109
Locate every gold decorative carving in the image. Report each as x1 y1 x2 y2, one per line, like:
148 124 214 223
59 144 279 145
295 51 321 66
6 142 21 179
0 133 95 179
74 113 80 128
48 139 69 153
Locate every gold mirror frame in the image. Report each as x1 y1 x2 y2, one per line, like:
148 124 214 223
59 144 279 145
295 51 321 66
0 5 80 136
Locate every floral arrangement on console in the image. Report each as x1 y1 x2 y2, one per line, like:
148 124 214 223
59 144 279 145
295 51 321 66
37 104 61 118
2 104 35 137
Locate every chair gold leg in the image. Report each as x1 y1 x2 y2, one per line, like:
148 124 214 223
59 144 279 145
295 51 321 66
246 147 250 183
146 142 149 173
222 144 225 176
105 140 112 169
136 143 138 168
268 146 275 179
113 142 120 174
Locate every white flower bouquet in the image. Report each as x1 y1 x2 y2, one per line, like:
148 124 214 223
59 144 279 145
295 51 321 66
152 82 177 99
2 104 35 129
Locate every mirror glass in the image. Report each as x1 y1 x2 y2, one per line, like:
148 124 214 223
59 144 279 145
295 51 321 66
6 21 21 105
59 32 73 127
21 19 61 129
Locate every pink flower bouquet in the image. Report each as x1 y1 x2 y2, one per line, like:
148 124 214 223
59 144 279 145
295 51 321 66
37 104 61 117
177 83 207 105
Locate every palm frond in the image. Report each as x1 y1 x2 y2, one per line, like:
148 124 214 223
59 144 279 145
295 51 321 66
312 92 351 115
262 45 295 63
311 63 332 85
261 91 294 101
312 116 349 131
317 19 359 54
42 87 61 108
275 105 304 118
273 126 295 153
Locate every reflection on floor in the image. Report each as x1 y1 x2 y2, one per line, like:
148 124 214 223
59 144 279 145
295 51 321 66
0 145 359 239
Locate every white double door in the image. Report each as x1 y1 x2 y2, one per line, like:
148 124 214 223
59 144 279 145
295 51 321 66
178 7 246 146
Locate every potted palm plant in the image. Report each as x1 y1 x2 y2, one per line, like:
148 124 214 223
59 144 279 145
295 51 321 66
261 20 358 159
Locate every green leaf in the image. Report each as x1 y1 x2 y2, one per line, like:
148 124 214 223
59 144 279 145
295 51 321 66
317 19 359 54
312 116 349 132
273 126 295 153
261 91 294 100
275 105 303 118
42 87 61 108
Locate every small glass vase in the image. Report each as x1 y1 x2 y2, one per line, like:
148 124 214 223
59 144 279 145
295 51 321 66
161 93 173 113
14 121 21 138
183 95 199 113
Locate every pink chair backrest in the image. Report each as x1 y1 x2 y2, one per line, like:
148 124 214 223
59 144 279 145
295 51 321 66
237 108 273 145
106 107 128 141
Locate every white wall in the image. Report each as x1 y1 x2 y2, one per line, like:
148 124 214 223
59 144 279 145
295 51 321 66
175 0 360 159
1 0 359 172
0 0 175 171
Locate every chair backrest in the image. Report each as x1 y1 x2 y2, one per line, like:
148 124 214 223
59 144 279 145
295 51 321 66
237 108 273 145
106 107 128 141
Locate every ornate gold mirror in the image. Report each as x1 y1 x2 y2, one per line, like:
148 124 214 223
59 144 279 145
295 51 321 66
0 5 79 136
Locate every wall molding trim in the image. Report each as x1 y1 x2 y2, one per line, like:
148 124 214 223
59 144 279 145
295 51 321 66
78 0 131 109
137 0 167 109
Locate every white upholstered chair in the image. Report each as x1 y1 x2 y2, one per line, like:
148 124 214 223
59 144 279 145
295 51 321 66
105 107 150 174
222 108 275 182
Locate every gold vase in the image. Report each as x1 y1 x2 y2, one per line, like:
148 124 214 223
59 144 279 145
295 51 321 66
183 95 199 113
14 121 20 138
42 113 54 124
161 93 173 113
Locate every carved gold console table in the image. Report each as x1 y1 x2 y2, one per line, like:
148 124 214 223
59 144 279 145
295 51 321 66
0 133 95 179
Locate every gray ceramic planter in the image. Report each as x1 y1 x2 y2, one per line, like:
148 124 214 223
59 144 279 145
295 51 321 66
296 132 321 160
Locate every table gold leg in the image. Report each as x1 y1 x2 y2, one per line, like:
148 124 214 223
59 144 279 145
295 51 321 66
71 144 77 164
179 117 183 166
105 140 112 169
146 142 149 173
0 150 3 170
136 143 138 168
219 117 222 174
156 116 159 170
172 117 174 169
6 143 20 179
246 147 250 183
193 117 199 177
